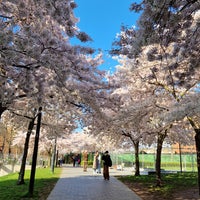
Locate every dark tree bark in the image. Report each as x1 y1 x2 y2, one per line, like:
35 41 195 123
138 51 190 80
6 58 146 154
134 141 140 176
122 130 140 176
51 137 57 173
17 114 37 185
29 107 42 196
155 131 167 186
195 129 200 196
0 103 7 119
187 117 200 196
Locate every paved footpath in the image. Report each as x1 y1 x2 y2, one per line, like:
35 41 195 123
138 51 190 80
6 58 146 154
47 164 142 200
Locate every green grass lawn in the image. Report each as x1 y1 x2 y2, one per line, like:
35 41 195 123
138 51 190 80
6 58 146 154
117 172 198 199
0 167 62 200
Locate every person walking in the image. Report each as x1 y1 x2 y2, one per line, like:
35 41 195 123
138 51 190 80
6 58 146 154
77 154 81 166
82 150 88 172
92 151 99 174
96 152 101 174
71 155 76 167
102 151 112 180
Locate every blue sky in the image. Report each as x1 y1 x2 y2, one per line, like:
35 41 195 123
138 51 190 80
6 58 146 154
72 0 141 72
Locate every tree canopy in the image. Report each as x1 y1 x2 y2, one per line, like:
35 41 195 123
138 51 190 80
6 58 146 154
0 0 200 163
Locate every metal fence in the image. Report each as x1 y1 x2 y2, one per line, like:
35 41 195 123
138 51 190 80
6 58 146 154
1 151 198 177
110 152 197 172
0 153 50 177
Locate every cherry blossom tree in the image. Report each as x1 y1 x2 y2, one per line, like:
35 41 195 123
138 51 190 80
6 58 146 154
0 0 109 119
110 0 200 188
1 0 116 190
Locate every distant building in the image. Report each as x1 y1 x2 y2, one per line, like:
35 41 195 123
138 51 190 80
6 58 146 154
141 143 196 154
171 143 196 154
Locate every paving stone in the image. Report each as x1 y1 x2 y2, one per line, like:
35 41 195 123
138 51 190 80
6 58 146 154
47 165 142 200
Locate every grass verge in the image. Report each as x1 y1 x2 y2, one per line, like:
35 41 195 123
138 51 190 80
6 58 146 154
0 167 62 200
117 172 198 200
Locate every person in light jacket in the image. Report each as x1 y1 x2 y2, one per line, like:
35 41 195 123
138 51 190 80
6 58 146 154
96 152 102 173
92 151 99 174
82 150 88 172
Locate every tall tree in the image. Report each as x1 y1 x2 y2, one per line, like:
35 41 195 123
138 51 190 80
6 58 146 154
110 0 200 190
0 0 107 118
0 0 112 189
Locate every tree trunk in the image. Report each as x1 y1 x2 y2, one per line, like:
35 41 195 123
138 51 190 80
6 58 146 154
29 107 42 196
155 132 167 186
46 148 52 167
0 103 7 119
1 135 6 159
187 117 200 196
134 141 140 176
51 137 57 173
195 129 200 196
121 130 141 176
17 117 36 185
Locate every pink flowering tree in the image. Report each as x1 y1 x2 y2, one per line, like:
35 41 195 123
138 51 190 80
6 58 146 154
0 0 115 188
110 0 200 187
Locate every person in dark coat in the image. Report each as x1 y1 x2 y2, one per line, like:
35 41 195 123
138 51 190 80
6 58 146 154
102 151 112 180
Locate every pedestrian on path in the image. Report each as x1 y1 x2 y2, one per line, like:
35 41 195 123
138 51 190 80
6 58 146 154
96 152 101 173
92 151 99 174
71 155 76 167
47 164 142 200
102 151 112 180
82 150 88 172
